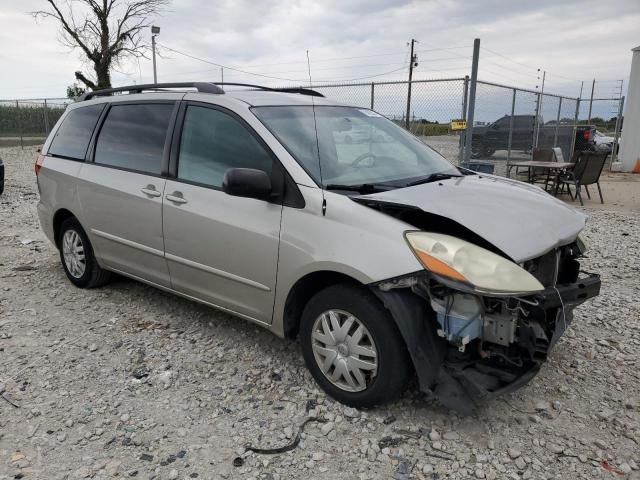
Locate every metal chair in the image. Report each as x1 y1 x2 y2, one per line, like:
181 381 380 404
554 152 607 206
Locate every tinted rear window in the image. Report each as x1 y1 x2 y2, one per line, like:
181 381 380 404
48 104 104 160
94 103 174 175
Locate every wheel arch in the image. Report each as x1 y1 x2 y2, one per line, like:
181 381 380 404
52 208 78 249
282 270 364 340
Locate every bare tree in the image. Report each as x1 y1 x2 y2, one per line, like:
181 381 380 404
33 0 168 90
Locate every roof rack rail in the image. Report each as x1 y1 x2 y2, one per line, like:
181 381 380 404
78 82 224 101
214 83 324 98
77 81 324 102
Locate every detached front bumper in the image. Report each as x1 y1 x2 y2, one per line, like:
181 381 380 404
373 271 601 413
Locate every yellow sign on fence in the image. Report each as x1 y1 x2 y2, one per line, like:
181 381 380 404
450 119 467 131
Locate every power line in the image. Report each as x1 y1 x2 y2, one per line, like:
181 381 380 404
171 61 410 78
482 47 539 74
159 43 415 84
159 44 305 82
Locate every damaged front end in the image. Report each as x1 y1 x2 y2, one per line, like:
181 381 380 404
372 240 600 414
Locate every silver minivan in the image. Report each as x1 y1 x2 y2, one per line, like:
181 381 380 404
36 82 600 411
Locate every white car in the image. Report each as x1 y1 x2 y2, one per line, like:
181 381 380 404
593 130 616 153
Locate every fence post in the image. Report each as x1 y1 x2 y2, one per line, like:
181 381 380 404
16 100 24 149
459 76 469 164
611 95 625 164
534 71 545 149
587 79 595 123
506 88 516 171
569 97 580 161
462 38 480 167
532 92 541 154
43 99 50 134
370 83 375 110
553 97 562 147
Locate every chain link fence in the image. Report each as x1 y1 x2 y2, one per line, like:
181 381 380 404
0 77 624 178
310 78 609 177
0 98 70 147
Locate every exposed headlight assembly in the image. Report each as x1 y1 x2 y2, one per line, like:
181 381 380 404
405 231 544 295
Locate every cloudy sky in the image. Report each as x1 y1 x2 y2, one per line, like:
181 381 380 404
1 0 638 111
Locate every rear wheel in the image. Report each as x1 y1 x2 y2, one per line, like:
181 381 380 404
300 284 412 407
58 217 111 288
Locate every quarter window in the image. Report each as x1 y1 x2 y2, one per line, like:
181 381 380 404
178 106 273 188
94 103 173 175
48 104 104 160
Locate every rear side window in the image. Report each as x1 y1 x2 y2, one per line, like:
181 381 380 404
177 105 273 188
94 103 173 175
48 104 104 160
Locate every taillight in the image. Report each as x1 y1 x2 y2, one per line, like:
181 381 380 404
583 130 591 141
35 154 45 175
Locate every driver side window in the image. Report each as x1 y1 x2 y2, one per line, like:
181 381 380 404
178 105 273 188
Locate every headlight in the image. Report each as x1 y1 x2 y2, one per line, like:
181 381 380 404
405 231 544 295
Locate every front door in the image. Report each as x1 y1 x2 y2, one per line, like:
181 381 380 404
78 102 175 287
162 103 283 323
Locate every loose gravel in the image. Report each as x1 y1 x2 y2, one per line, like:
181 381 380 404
1 146 638 479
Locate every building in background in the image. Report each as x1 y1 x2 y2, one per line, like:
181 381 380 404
620 46 640 172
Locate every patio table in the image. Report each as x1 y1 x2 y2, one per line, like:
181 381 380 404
506 161 575 189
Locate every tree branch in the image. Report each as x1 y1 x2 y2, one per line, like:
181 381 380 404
33 0 97 62
75 71 98 90
33 0 168 91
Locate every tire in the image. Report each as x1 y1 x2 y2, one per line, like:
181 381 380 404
471 142 494 159
58 217 111 288
300 283 412 408
0 159 4 196
471 141 484 159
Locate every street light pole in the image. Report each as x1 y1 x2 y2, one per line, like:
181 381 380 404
151 25 160 83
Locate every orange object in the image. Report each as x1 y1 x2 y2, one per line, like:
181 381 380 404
633 159 640 173
414 249 467 282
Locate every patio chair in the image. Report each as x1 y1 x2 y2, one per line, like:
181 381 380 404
554 151 607 206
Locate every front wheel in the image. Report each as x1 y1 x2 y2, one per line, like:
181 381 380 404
300 284 412 407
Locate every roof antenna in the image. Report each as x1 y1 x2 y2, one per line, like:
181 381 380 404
306 50 326 216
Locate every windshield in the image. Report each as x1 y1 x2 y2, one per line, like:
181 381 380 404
252 106 458 188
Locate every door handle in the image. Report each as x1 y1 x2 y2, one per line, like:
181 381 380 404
166 192 188 204
141 186 161 197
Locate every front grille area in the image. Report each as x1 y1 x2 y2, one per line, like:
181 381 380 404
524 249 560 287
523 242 582 288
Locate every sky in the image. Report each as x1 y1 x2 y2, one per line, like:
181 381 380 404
0 0 638 120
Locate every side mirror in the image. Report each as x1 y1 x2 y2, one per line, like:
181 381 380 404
222 168 272 201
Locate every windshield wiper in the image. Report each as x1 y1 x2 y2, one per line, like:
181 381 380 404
325 183 395 194
405 172 462 186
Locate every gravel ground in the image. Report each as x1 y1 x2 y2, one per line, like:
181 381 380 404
1 145 639 480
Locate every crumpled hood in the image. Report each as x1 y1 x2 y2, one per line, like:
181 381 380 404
357 175 587 262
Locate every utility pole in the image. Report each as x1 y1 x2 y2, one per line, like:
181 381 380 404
221 67 224 84
151 25 160 83
405 39 417 130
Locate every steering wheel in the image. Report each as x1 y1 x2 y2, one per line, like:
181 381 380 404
350 152 377 167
